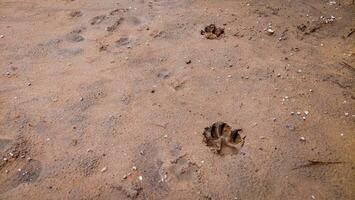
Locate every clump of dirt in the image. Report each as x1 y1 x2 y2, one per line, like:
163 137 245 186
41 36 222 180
90 15 107 25
106 18 124 32
69 11 83 18
202 122 245 155
78 156 101 177
297 16 336 35
200 24 225 39
115 37 130 47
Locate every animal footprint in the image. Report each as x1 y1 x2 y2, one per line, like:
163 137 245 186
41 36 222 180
202 122 245 155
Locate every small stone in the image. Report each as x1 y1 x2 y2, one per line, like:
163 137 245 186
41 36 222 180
26 82 32 86
311 195 316 199
27 157 32 161
227 75 232 78
163 134 168 138
304 111 309 115
344 112 349 116
185 60 191 64
297 69 302 73
296 112 301 115
309 89 313 92
284 96 289 99
302 116 306 120
277 73 281 77
201 160 205 164
80 97 84 101
132 166 137 171
340 133 344 136
0 35 4 38
299 137 306 141
138 176 143 181
266 28 275 35
291 112 295 115
101 167 107 173
18 168 22 172
3 157 8 161
272 118 277 122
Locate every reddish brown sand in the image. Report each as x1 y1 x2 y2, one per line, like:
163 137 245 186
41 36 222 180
0 0 354 199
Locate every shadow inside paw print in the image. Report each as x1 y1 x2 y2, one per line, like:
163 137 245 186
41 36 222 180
202 122 245 155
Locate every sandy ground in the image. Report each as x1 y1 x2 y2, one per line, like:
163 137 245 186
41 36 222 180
0 0 354 199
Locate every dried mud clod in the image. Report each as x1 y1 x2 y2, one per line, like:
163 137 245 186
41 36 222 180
200 24 225 39
202 122 245 155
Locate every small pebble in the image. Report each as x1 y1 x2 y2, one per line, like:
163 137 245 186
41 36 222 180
291 112 295 115
138 176 143 181
311 195 316 199
344 112 349 116
296 112 301 115
302 116 306 120
18 168 22 172
309 89 313 92
101 167 107 173
340 133 344 136
299 137 306 141
297 69 302 73
132 166 137 171
227 75 232 78
304 111 309 115
0 35 4 38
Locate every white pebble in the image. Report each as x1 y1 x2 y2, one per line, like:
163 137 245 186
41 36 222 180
344 112 349 116
304 111 309 115
299 137 306 141
101 167 107 173
138 176 143 181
